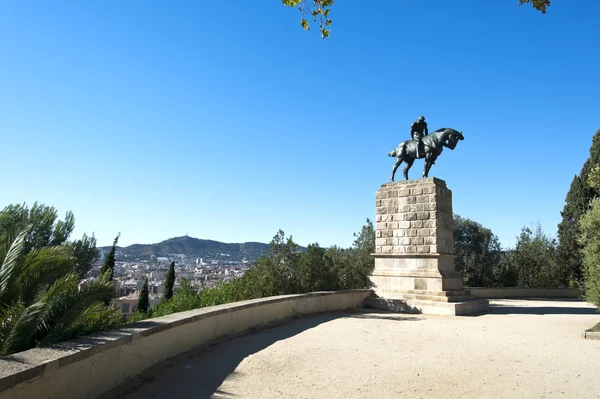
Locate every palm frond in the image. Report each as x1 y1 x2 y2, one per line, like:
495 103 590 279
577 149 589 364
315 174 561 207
46 301 123 344
36 276 116 344
0 300 48 356
0 302 26 355
0 274 82 355
18 246 77 305
32 273 80 338
0 227 30 307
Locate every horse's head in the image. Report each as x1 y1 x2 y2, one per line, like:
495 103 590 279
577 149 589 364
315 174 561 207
445 130 464 150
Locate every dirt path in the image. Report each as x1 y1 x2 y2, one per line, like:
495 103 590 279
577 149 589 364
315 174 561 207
109 299 600 399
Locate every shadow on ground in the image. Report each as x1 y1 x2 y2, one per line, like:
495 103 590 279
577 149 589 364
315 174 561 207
488 298 599 315
102 310 418 399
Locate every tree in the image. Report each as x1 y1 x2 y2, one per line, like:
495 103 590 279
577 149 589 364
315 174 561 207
0 203 99 278
265 229 301 294
0 226 117 355
557 129 600 284
327 219 375 290
242 230 301 297
296 243 336 292
282 0 551 39
587 164 600 189
325 245 351 289
0 203 74 252
513 224 565 288
348 218 376 288
164 260 175 300
68 233 99 278
578 197 600 308
453 215 502 287
99 234 120 281
137 277 149 313
494 250 519 287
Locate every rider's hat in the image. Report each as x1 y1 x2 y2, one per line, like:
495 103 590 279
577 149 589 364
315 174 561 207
418 116 425 121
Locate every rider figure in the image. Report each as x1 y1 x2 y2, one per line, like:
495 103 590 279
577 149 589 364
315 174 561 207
411 116 428 158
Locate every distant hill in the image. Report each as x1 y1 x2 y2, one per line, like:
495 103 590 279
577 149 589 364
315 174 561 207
99 235 305 262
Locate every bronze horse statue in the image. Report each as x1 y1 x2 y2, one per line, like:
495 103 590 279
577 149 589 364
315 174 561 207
388 128 464 181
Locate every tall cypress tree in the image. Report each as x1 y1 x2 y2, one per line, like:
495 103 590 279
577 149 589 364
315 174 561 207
99 234 120 281
164 261 175 300
137 277 149 313
557 129 600 284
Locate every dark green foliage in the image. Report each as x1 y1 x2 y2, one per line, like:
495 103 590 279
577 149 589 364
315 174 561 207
0 203 99 279
296 244 338 292
148 278 243 319
147 279 201 318
557 129 600 284
452 215 565 288
512 224 565 288
329 219 376 290
578 198 600 308
348 218 376 288
137 277 149 313
557 175 593 283
99 234 120 281
266 229 302 294
494 251 519 287
60 302 125 340
0 203 74 252
241 230 302 297
239 220 374 298
69 233 99 278
0 221 119 356
453 215 502 287
164 261 175 300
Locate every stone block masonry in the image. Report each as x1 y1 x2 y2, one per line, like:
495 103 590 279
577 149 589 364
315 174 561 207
375 177 453 256
369 177 489 316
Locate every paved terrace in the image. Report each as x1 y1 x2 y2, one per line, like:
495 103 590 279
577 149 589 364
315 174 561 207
104 299 600 399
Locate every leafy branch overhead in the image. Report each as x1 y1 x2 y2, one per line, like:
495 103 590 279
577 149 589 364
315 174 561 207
282 0 551 39
282 0 333 39
517 0 551 13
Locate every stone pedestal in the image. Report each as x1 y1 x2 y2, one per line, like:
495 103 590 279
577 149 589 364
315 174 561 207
367 178 489 316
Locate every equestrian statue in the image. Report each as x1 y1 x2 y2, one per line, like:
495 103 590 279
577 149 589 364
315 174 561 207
388 116 464 181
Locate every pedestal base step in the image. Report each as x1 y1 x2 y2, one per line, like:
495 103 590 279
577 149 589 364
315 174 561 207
376 289 475 302
363 296 489 316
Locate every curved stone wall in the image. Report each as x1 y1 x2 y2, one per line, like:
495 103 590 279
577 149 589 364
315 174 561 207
0 290 372 399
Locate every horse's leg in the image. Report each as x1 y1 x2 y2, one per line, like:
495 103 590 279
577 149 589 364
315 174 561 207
423 156 431 178
390 157 403 182
403 157 415 180
423 154 438 178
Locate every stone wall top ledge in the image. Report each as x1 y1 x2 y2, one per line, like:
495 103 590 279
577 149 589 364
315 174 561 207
380 177 446 189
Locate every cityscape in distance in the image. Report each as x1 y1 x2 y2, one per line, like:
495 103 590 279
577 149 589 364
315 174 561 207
89 235 307 316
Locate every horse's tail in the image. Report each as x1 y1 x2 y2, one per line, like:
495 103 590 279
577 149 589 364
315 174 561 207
388 142 405 158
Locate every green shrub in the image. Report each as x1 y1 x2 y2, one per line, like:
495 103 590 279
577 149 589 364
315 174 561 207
513 224 566 288
578 197 600 308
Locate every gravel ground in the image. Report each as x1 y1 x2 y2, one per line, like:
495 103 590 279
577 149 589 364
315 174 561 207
109 299 600 399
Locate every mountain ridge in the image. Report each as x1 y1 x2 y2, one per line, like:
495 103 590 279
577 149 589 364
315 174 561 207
99 235 306 261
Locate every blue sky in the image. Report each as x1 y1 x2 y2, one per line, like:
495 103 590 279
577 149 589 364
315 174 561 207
1 1 599 249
